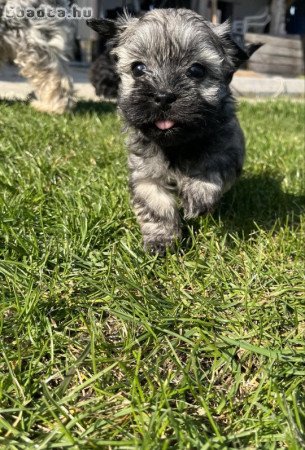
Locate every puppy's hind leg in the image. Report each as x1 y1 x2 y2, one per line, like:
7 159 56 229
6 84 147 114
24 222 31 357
15 34 75 114
131 180 180 254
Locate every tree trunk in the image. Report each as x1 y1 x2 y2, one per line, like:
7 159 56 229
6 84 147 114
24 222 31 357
301 34 305 76
270 0 286 35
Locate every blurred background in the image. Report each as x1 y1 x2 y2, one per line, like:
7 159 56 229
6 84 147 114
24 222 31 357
1 0 303 102
75 0 305 77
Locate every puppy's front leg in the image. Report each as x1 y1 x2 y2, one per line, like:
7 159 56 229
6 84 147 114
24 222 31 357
180 174 224 219
131 180 180 254
180 138 244 219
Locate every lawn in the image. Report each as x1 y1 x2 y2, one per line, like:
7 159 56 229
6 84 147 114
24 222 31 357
0 98 304 449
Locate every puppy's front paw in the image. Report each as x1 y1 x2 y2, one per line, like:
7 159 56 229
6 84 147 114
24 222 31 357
183 196 212 219
143 237 175 255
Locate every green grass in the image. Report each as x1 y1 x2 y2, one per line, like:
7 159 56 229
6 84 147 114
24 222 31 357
0 98 304 449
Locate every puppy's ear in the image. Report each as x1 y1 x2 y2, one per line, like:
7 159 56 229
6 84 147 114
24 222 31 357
230 41 263 69
87 13 139 40
86 19 117 39
214 20 263 69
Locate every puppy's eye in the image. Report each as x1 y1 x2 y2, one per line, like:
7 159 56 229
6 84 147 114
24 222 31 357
131 62 147 77
187 63 206 79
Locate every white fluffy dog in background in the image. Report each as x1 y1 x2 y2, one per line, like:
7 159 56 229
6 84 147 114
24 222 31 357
0 0 75 113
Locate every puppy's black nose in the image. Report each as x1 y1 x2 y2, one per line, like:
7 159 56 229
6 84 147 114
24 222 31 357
154 91 177 107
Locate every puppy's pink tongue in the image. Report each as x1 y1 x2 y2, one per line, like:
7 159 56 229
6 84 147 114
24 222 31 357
155 120 175 130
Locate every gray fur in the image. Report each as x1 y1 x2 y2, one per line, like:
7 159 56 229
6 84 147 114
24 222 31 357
87 9 261 253
0 0 75 113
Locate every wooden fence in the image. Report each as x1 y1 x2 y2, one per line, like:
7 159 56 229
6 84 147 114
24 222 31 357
246 33 305 77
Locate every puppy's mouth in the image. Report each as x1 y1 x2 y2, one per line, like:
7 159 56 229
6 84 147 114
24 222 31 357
155 120 176 131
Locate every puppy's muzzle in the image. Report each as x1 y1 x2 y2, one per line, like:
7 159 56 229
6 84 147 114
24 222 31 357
154 91 177 108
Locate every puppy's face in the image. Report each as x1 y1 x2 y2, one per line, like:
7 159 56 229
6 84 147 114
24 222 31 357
87 9 260 146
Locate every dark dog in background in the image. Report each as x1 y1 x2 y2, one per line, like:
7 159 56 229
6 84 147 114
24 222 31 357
87 9 261 253
89 7 124 100
90 49 119 100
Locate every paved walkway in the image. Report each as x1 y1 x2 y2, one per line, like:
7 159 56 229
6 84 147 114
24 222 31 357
0 64 304 101
233 70 304 97
0 63 98 102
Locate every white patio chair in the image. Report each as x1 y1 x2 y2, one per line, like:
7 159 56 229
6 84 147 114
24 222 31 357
232 7 271 35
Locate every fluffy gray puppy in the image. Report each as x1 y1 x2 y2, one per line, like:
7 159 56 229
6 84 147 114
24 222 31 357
87 9 261 253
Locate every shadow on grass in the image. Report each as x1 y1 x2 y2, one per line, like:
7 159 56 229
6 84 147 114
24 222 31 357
217 172 305 237
185 173 305 242
73 100 117 116
0 98 29 108
0 99 117 116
